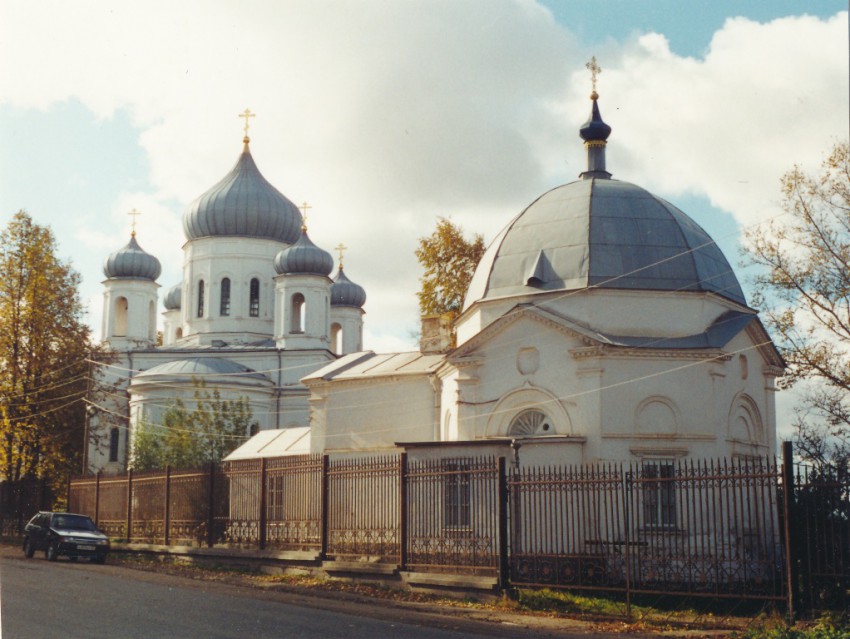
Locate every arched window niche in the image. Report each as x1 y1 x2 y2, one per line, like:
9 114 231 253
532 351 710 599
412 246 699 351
290 293 306 333
114 297 128 336
485 387 574 439
330 323 342 354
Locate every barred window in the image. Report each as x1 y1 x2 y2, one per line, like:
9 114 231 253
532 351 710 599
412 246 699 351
642 460 676 527
443 460 471 529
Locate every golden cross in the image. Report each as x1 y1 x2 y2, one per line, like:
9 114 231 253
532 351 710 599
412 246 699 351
299 201 312 229
239 108 255 139
128 208 141 237
585 56 602 94
335 243 348 268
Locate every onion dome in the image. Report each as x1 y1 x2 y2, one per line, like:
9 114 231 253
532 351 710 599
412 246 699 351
331 267 366 308
273 228 334 276
103 234 161 281
183 140 302 243
462 90 746 311
579 92 612 143
163 283 182 310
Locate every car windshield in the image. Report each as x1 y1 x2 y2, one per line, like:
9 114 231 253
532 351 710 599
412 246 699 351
52 515 97 531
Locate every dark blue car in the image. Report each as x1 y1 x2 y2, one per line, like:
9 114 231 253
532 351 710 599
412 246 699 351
23 512 110 564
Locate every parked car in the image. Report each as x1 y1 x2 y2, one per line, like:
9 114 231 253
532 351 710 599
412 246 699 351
22 512 110 564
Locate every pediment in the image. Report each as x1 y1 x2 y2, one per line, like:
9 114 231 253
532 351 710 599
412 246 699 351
450 304 607 360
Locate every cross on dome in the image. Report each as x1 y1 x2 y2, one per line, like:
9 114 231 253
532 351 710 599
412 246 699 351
335 242 348 269
128 208 141 237
299 201 312 230
585 56 602 99
239 108 255 143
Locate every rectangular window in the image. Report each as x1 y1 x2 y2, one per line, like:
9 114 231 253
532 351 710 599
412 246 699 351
108 428 120 463
642 460 676 527
443 460 471 529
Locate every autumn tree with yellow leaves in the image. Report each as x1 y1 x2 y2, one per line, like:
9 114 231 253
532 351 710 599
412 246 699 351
744 142 850 467
0 211 93 485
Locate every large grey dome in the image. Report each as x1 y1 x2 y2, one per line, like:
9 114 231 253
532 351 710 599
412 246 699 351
464 178 746 310
183 143 302 243
103 235 161 281
331 267 366 308
135 357 271 383
273 229 334 276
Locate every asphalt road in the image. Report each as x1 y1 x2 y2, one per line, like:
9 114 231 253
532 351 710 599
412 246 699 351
0 550 586 639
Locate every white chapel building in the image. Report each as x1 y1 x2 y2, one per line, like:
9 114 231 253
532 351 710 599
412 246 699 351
86 88 783 474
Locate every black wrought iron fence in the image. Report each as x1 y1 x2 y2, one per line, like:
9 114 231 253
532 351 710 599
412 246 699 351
0 479 53 536
793 462 850 611
65 447 850 614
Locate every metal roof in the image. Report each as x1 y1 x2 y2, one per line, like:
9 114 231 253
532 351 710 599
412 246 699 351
134 357 272 384
183 143 302 243
464 178 746 310
102 235 161 281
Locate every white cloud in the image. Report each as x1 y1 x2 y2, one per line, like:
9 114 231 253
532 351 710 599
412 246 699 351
1 2 847 366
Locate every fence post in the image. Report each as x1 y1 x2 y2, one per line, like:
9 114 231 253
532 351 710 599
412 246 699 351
94 471 102 527
207 462 216 548
399 452 408 570
781 441 799 621
622 467 632 620
164 465 171 546
320 454 330 560
497 456 510 590
125 468 134 543
0 482 5 537
259 457 268 551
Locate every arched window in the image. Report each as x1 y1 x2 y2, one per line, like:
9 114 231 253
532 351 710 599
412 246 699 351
290 293 305 333
220 278 231 316
508 409 551 436
175 327 183 339
249 278 260 317
114 297 128 336
109 428 120 463
197 280 205 318
331 323 342 354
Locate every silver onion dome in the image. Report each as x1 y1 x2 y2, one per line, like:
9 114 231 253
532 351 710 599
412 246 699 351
103 235 162 281
331 267 367 308
182 142 302 243
273 229 334 276
163 283 182 310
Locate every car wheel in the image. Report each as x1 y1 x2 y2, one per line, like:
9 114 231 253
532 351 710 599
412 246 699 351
69 556 78 562
46 543 59 562
23 540 34 558
93 554 107 565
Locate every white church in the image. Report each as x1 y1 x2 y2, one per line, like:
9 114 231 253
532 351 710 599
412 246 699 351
86 84 783 474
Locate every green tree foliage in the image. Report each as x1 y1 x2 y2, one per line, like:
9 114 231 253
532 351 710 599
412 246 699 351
744 142 850 467
0 211 93 485
415 217 486 321
132 381 256 471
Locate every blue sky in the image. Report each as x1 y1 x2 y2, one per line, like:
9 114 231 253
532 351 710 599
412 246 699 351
0 1 847 438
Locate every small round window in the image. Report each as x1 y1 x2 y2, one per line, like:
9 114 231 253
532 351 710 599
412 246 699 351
508 409 552 436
